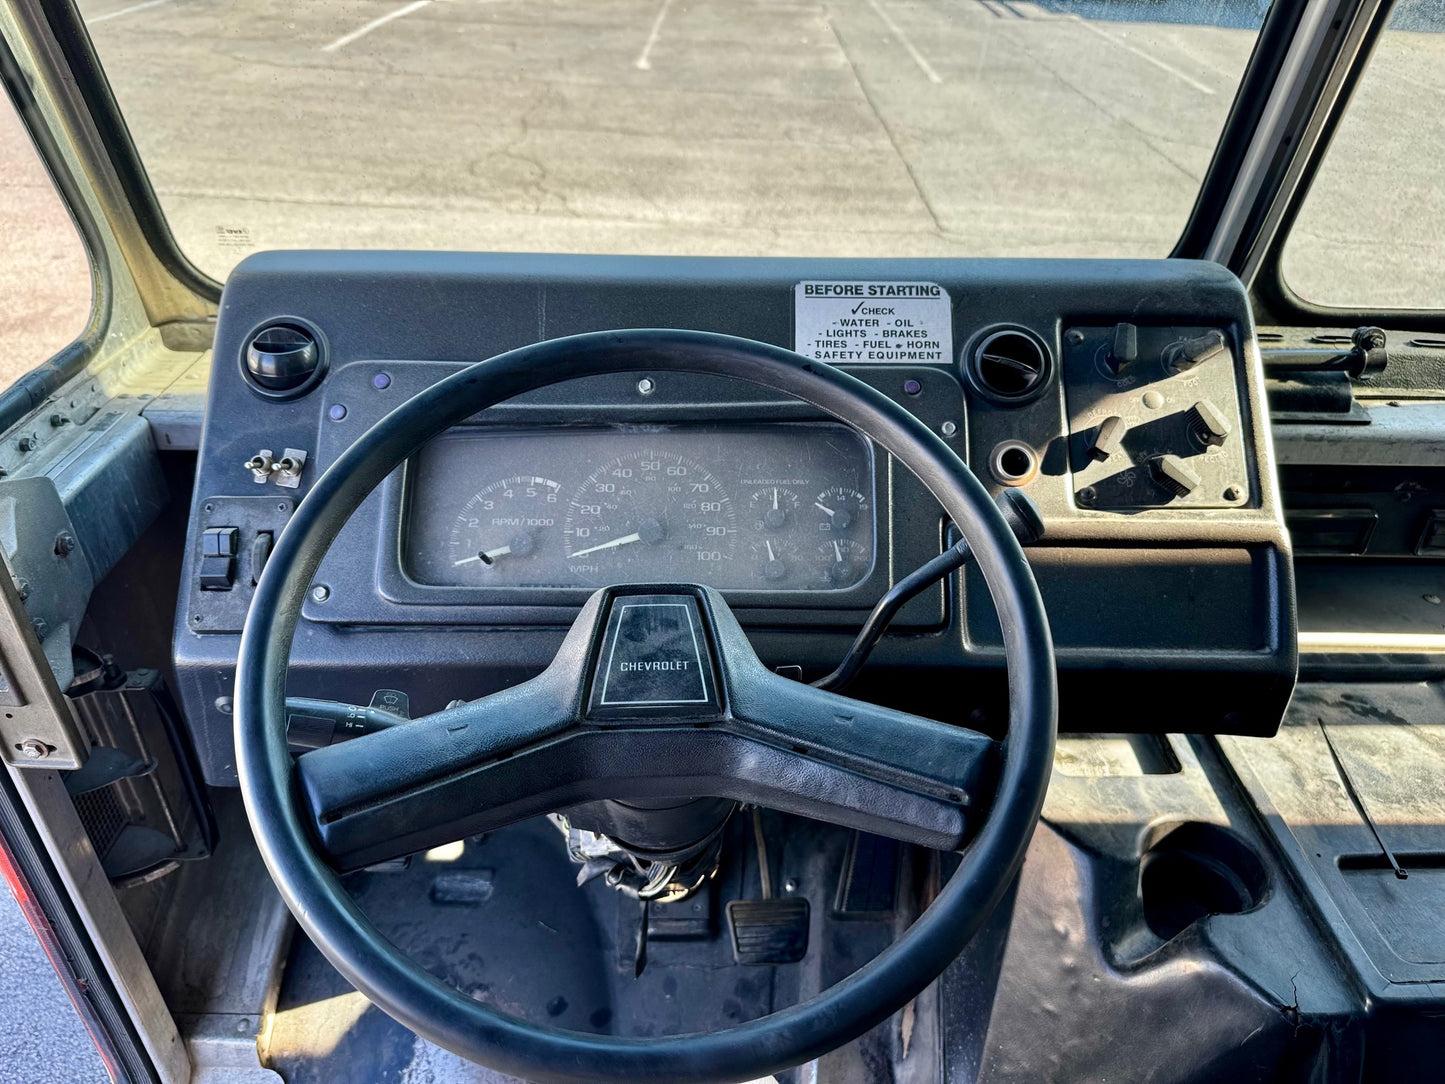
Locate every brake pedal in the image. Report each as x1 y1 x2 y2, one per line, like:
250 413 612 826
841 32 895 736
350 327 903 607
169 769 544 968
727 809 810 964
726 897 810 965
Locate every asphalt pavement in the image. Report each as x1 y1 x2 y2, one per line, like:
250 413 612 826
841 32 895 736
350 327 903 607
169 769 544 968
0 885 109 1082
75 0 1266 280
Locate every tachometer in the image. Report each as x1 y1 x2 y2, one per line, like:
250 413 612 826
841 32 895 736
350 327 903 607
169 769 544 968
564 451 737 582
445 476 562 574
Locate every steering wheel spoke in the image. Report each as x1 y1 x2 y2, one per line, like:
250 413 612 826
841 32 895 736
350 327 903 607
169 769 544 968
295 677 578 870
298 586 995 870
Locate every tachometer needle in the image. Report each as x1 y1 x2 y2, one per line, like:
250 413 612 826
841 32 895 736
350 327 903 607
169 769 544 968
453 544 513 567
568 532 642 559
814 501 835 518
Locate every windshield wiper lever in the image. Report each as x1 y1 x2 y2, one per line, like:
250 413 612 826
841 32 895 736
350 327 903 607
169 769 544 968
812 490 1043 693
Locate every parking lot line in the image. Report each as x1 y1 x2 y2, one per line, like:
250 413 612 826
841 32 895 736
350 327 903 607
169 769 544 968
635 0 678 71
321 0 432 54
88 0 174 25
1068 15 1215 96
865 0 943 84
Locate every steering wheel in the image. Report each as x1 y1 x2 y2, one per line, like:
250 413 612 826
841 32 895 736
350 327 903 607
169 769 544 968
235 329 1056 1083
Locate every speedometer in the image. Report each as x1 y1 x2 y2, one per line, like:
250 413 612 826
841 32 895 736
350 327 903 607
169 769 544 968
563 450 737 583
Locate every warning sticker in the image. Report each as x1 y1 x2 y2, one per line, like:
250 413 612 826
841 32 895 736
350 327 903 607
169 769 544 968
794 281 953 365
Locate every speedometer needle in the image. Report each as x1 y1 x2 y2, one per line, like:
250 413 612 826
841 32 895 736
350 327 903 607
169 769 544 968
568 532 642 559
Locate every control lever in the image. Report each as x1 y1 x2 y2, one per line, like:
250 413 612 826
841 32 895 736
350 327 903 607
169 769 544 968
1105 322 1138 377
1261 326 1388 379
286 689 411 753
812 490 1044 693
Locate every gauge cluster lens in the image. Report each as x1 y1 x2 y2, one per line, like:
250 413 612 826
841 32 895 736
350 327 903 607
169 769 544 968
404 425 874 592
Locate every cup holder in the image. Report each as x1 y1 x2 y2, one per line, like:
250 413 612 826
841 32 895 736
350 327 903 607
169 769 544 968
1139 822 1267 941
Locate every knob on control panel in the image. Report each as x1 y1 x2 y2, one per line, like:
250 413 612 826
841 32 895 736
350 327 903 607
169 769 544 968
1088 415 1128 462
1064 323 1247 510
1187 400 1232 448
1149 454 1201 499
1105 322 1138 377
1169 329 1228 373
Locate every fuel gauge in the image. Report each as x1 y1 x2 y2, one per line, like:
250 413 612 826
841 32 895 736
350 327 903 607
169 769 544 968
747 486 801 531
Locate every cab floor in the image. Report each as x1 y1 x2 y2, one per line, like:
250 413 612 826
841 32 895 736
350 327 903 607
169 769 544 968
263 814 903 1083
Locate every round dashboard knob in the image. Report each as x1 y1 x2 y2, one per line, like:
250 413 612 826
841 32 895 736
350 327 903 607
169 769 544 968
244 323 321 396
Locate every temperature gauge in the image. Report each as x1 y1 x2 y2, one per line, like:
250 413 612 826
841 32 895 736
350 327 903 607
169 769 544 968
817 538 870 588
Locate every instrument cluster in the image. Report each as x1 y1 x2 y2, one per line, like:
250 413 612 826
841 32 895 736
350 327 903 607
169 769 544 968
404 424 875 592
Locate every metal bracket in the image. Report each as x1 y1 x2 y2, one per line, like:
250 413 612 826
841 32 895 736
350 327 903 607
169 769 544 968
0 552 88 769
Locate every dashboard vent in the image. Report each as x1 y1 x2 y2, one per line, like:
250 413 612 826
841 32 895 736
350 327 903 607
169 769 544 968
967 328 1051 403
242 322 324 398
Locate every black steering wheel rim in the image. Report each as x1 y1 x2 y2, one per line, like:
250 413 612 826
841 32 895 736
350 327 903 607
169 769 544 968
234 328 1056 1084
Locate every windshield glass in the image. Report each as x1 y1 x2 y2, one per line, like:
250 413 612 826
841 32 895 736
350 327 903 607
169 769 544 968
81 0 1269 280
1282 1 1445 310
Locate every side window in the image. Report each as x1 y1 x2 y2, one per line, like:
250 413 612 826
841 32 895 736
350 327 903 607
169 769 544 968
0 89 93 385
1281 3 1445 309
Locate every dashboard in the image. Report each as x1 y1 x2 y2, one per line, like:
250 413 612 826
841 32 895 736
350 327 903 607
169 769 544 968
172 252 1298 786
404 425 875 592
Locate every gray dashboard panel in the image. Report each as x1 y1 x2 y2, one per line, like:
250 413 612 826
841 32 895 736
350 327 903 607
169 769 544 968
172 252 1296 784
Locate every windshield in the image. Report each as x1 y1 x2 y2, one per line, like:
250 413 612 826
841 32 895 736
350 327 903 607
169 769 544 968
81 0 1269 280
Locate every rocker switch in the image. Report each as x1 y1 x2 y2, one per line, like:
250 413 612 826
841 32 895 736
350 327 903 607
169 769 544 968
199 527 238 591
